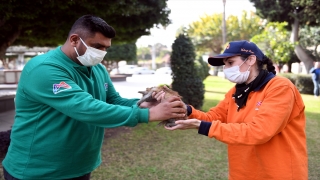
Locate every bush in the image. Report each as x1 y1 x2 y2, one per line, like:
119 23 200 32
279 73 297 84
278 73 313 95
0 129 11 154
170 34 205 109
295 74 314 94
194 56 210 81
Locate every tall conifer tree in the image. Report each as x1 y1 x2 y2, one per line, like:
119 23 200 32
171 34 204 109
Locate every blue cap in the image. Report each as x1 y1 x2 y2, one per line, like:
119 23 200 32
208 40 265 66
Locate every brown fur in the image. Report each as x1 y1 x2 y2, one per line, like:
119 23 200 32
137 85 187 127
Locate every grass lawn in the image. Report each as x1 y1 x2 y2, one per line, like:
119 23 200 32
1 76 319 180
91 76 320 180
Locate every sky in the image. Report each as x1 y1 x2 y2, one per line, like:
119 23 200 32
136 0 256 48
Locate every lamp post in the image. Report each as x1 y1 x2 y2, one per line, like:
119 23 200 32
150 25 166 70
151 42 156 70
150 26 157 70
222 0 227 45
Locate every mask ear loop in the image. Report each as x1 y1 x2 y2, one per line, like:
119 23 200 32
240 57 252 71
74 47 80 56
239 58 248 67
246 65 252 71
79 38 89 48
74 37 88 57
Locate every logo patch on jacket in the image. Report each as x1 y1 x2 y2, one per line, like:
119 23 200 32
255 101 262 110
53 81 72 94
104 83 108 91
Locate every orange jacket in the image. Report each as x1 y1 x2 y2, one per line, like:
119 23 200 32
190 76 308 180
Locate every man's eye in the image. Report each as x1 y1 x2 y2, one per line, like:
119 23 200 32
94 46 106 51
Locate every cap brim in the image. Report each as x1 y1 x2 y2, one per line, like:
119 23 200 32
208 53 240 66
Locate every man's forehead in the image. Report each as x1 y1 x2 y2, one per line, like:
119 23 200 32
87 34 111 46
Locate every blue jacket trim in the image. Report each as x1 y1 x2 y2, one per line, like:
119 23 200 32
198 121 211 136
254 72 275 91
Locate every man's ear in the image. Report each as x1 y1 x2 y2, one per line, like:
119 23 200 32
69 34 79 46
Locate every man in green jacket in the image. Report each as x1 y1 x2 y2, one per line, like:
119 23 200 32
2 15 186 180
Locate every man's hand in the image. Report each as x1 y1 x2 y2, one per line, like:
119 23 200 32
139 101 159 108
140 86 187 109
164 119 201 130
148 96 186 121
153 89 165 102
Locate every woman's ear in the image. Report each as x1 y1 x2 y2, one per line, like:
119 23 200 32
247 55 257 65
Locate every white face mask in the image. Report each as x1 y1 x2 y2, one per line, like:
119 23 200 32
223 59 251 84
74 38 107 66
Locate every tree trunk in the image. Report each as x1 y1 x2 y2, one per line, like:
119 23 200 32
0 44 10 69
287 62 292 73
294 45 314 72
291 14 314 73
0 43 9 61
0 27 21 60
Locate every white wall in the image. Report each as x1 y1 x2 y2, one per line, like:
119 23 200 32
291 62 308 74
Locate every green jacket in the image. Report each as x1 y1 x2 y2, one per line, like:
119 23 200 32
2 47 149 179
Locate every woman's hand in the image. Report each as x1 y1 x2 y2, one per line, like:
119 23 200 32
165 119 201 130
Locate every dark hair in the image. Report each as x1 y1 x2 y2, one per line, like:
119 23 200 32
68 15 116 39
240 55 276 75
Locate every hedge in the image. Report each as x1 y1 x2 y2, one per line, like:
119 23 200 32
278 73 313 95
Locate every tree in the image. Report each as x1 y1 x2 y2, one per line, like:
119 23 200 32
137 43 171 67
187 13 224 54
194 55 210 81
104 43 137 71
153 43 168 57
158 49 171 60
170 34 204 109
187 11 264 55
137 47 152 60
299 26 320 62
249 0 320 72
0 0 171 59
250 22 296 71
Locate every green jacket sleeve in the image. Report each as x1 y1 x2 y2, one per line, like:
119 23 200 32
21 62 148 128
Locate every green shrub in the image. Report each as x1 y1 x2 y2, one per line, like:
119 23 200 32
278 73 297 84
295 74 313 94
278 73 313 95
170 34 205 109
194 56 210 81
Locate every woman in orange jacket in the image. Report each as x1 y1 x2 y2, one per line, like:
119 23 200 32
165 40 308 180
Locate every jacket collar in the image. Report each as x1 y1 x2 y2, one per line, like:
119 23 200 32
254 72 275 91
